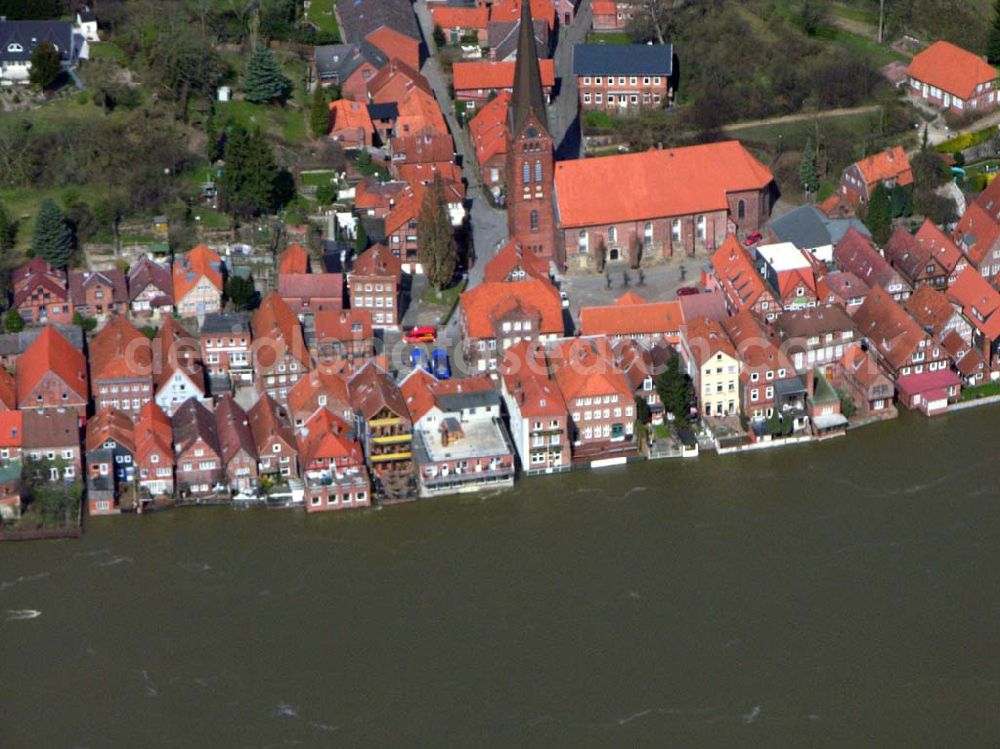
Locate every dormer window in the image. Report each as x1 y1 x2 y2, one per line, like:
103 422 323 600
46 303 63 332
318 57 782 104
7 43 23 53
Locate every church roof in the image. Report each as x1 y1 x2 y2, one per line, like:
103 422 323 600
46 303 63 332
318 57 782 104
509 0 548 134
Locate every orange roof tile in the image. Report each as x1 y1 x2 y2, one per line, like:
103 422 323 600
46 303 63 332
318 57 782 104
89 315 152 383
709 236 774 313
852 146 913 188
549 337 633 403
173 244 223 301
499 340 568 418
393 86 449 137
134 401 173 467
682 316 736 368
17 325 88 404
953 201 1000 266
853 285 927 371
365 25 420 70
469 91 510 166
286 369 353 423
459 278 564 339
352 244 402 279
0 411 22 448
907 40 998 100
367 58 432 102
400 368 439 423
431 5 489 30
452 58 555 91
723 310 794 373
278 243 310 275
329 98 374 139
483 240 549 282
86 407 136 453
579 298 683 339
297 408 361 468
903 284 955 337
0 367 16 410
947 265 1000 340
489 0 556 29
251 291 310 369
555 141 774 228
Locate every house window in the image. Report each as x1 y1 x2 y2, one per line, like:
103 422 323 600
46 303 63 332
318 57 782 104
578 230 588 253
644 222 653 244
738 200 746 219
696 215 707 240
530 210 539 232
671 219 681 242
608 227 617 244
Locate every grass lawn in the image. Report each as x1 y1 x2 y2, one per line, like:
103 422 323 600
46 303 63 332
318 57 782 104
421 279 468 324
300 170 338 187
88 41 126 62
304 0 341 41
0 184 116 250
961 382 1000 401
216 99 307 145
727 109 916 154
585 31 632 44
651 424 671 440
191 209 231 230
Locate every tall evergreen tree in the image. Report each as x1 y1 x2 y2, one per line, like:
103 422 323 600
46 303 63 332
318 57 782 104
0 200 16 255
310 85 330 138
242 44 291 104
799 138 819 196
29 41 61 89
865 183 892 246
353 220 368 254
31 198 73 268
417 177 458 292
989 0 1000 64
655 354 694 426
219 125 279 219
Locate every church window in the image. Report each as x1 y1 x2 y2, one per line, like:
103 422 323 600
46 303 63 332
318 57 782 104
534 161 542 182
530 211 539 232
523 162 530 184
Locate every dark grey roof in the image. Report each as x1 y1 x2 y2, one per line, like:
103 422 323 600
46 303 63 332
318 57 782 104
367 101 398 121
0 324 84 357
314 40 387 82
335 0 420 44
509 0 548 134
572 43 673 77
322 242 355 274
437 388 499 413
0 20 78 64
769 205 871 250
199 312 251 335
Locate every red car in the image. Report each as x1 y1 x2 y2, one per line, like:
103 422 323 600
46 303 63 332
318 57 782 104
743 231 763 246
403 326 436 344
676 286 700 297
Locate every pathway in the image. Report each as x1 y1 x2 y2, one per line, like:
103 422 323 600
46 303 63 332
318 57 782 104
722 104 882 133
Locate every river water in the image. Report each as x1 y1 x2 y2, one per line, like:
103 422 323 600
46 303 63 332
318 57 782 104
3 409 1000 747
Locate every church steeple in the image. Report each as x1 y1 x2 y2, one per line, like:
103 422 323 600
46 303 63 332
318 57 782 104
510 0 548 134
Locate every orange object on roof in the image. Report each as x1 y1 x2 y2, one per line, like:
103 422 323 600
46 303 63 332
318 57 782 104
17 325 88 404
555 141 774 228
452 59 555 92
907 40 998 100
173 245 222 300
852 146 913 188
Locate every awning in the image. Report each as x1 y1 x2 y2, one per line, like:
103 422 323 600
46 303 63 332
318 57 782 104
812 413 848 430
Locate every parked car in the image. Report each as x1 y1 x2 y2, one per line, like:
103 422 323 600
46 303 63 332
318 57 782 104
676 286 700 297
743 231 763 246
432 349 451 380
409 348 432 373
403 326 436 344
559 291 570 309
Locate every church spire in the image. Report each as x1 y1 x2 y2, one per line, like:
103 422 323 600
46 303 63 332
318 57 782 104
510 0 548 134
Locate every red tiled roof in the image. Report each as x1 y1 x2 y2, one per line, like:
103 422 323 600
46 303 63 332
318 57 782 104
817 270 870 304
390 128 455 165
679 291 730 323
723 309 794 373
329 99 374 138
400 368 439 423
549 336 633 403
853 285 927 371
499 340 568 418
947 265 1000 340
171 397 220 457
69 268 128 307
365 25 420 70
483 240 549 283
940 329 986 377
367 58 432 101
834 227 907 292
489 0 556 29
214 395 257 464
0 411 22 448
953 201 1000 266
431 5 489 30
134 401 173 468
469 91 510 167
173 245 223 301
591 0 616 14
129 257 173 304
287 369 353 423
17 325 88 404
452 58 555 91
903 285 955 337
277 273 343 301
709 236 773 314
395 162 464 190
278 243 310 276
89 315 152 383
251 291 310 369
247 394 297 454
459 278 563 339
0 367 16 410
682 316 736 368
895 367 961 397
352 244 402 279
907 40 998 100
348 361 410 421
852 146 913 188
579 297 683 339
12 270 68 309
86 408 136 453
555 141 774 228
296 408 361 468
314 308 373 352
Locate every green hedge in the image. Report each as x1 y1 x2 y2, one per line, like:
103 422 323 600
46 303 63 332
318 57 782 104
934 126 998 154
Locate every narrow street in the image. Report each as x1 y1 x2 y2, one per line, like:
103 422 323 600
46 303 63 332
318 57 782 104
548 0 591 159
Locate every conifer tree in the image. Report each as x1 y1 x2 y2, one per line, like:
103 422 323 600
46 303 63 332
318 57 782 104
417 177 457 292
242 45 291 104
353 220 368 255
310 85 330 138
0 200 15 255
219 125 279 219
799 138 819 196
865 183 892 246
31 198 73 268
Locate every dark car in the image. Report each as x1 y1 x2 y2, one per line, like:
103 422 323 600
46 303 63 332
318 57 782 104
676 286 701 297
